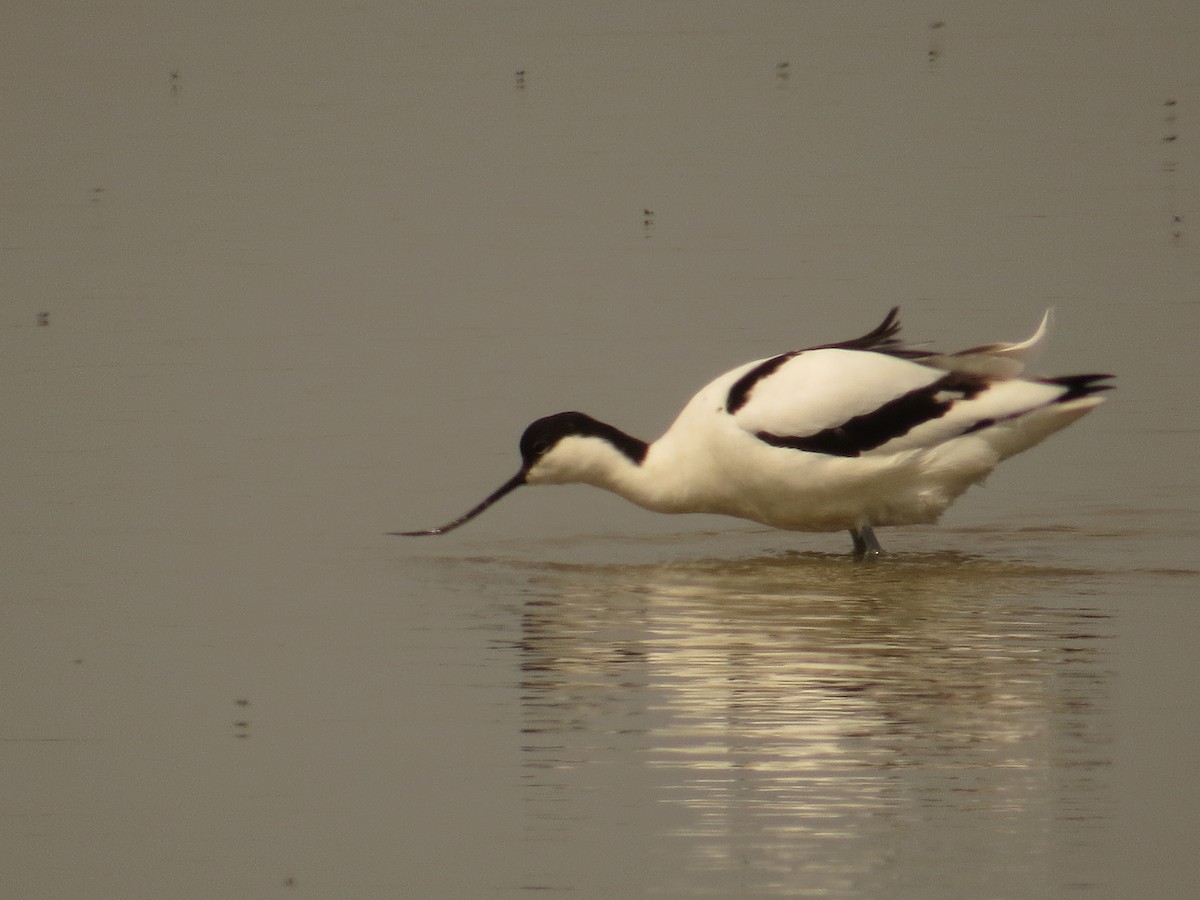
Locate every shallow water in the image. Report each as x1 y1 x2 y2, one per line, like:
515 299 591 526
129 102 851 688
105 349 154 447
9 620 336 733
509 550 1116 896
3 1 1200 898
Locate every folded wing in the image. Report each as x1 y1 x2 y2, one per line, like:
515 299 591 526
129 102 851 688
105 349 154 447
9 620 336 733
728 311 1108 460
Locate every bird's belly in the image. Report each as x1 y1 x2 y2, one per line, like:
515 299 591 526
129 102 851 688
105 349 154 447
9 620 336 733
664 441 998 532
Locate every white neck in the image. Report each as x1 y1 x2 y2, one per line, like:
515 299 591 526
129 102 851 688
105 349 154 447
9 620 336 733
523 432 715 516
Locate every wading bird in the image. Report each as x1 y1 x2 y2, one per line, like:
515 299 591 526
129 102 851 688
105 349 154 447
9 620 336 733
393 308 1111 556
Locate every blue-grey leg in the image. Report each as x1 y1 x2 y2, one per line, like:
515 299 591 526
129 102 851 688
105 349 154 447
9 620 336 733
849 526 884 558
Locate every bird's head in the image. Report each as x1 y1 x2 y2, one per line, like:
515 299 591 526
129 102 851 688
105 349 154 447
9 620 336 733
391 412 647 536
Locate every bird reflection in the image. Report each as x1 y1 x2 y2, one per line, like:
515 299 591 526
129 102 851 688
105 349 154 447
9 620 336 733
510 552 1112 890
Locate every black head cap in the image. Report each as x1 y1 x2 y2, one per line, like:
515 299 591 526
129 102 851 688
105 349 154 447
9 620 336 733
519 411 648 469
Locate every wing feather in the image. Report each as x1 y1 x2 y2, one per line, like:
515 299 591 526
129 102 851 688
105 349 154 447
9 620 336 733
730 349 947 449
722 309 1105 460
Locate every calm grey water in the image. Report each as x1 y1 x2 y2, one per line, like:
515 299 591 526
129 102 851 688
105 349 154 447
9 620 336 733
3 2 1199 898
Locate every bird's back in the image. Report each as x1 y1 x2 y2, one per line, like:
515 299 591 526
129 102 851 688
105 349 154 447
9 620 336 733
640 330 1109 531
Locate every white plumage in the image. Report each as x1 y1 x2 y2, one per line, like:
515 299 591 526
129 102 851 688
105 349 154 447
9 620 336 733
395 308 1111 555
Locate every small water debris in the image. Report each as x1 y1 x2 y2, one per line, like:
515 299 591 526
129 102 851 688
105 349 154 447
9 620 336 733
928 20 945 66
36 311 49 326
169 69 181 96
642 208 655 237
234 698 251 738
775 61 790 82
515 69 526 89
1163 98 1180 144
1161 98 1185 245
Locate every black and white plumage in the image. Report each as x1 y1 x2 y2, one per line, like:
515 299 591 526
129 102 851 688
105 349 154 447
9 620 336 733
395 308 1112 555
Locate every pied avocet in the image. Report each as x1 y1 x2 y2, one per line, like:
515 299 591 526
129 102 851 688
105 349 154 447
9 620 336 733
394 308 1111 556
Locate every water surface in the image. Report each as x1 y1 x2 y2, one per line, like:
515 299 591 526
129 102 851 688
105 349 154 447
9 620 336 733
3 1 1199 898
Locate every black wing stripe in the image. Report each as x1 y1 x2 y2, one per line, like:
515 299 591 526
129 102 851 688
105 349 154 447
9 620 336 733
726 352 798 415
726 308 918 416
755 372 987 458
1038 373 1115 400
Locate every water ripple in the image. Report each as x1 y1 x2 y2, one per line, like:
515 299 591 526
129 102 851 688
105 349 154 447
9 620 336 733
494 552 1113 895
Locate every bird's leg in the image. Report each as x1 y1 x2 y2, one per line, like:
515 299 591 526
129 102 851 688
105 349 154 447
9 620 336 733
849 525 884 559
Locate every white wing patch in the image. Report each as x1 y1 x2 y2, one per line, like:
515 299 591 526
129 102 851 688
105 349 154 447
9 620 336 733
730 349 943 438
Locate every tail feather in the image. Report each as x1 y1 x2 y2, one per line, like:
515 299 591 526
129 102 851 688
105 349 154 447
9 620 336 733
816 306 906 353
1040 373 1115 401
921 309 1055 379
